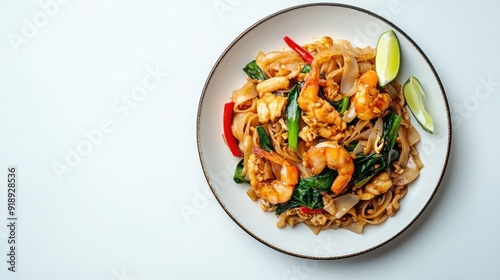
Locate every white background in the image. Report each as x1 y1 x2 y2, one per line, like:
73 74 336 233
0 0 498 279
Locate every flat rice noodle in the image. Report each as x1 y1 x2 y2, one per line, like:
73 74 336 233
333 39 352 49
231 113 247 141
407 124 421 146
322 195 336 215
343 222 364 234
305 224 322 235
231 112 258 142
352 46 376 61
397 125 410 169
240 134 255 175
256 51 298 78
270 56 303 79
312 49 345 67
232 81 259 110
326 67 344 83
358 61 374 74
360 191 393 220
410 146 424 170
320 57 337 75
333 194 360 219
392 154 420 185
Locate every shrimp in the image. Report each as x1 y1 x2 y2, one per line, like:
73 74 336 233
356 171 393 200
319 78 341 102
247 146 298 204
351 70 392 121
303 141 354 195
364 171 392 195
297 56 346 140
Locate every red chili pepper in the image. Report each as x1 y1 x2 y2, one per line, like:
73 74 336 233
223 101 241 157
283 36 314 64
299 206 327 214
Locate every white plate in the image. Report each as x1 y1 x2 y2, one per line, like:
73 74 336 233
197 3 451 259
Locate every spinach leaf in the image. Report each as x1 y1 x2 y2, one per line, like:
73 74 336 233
352 113 402 187
233 159 249 184
353 153 386 187
299 169 336 191
256 126 273 152
243 60 268 80
381 113 401 156
300 64 311 73
275 169 336 214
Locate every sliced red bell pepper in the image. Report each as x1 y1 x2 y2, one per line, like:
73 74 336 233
223 101 241 157
299 206 327 214
283 36 314 64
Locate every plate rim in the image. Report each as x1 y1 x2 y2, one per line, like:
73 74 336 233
197 2 452 259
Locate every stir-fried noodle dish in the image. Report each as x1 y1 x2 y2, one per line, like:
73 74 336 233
223 34 423 234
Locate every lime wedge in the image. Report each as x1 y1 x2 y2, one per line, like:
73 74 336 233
375 30 400 87
403 76 434 134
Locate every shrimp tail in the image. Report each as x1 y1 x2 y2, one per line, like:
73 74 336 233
331 174 352 195
252 146 282 164
253 146 299 185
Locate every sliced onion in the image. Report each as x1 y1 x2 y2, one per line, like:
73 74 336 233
342 120 371 145
333 193 360 219
352 140 366 154
342 103 357 122
364 117 383 154
383 82 399 99
340 54 359 97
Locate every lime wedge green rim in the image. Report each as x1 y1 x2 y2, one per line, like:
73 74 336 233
403 76 434 134
375 30 401 87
